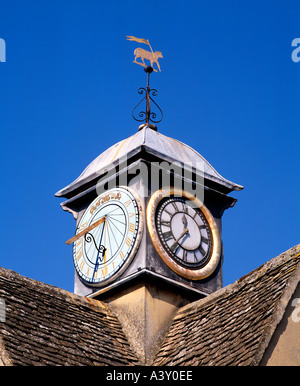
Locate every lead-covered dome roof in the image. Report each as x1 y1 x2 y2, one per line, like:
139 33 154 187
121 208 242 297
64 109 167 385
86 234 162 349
56 126 243 199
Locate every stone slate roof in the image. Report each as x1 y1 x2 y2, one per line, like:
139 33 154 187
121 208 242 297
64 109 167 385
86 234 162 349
153 244 300 366
0 268 139 366
0 244 299 366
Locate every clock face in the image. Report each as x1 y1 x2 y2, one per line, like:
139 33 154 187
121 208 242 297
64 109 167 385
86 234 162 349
156 197 211 268
73 187 143 286
147 188 222 280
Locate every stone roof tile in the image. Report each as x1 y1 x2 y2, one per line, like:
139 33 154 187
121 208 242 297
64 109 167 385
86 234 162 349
153 244 300 366
0 268 139 366
1 244 299 366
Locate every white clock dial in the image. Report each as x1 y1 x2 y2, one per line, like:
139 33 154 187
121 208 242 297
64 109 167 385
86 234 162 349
72 187 143 286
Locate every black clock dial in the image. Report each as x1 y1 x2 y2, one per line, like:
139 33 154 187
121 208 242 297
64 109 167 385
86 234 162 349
156 197 212 268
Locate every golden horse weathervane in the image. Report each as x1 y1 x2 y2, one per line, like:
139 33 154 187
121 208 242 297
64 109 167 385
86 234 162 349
127 36 163 127
126 36 163 72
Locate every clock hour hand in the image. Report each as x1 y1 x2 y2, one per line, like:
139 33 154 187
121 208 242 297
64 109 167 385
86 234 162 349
65 216 106 245
170 228 188 250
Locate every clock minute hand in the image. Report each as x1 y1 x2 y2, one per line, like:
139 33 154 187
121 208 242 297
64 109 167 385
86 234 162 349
182 213 188 228
170 228 188 250
65 216 106 245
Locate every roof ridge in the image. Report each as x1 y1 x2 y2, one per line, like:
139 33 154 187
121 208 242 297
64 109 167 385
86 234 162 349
251 247 300 365
174 243 300 320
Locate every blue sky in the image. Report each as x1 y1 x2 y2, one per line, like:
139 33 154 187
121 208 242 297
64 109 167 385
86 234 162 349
0 0 299 292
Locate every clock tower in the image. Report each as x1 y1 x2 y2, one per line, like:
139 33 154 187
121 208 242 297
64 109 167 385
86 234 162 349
55 45 243 363
56 124 242 296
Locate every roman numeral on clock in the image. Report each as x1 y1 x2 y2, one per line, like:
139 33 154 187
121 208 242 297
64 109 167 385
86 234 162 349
162 230 173 241
171 201 179 212
198 244 206 257
170 243 179 254
201 236 209 245
160 220 171 227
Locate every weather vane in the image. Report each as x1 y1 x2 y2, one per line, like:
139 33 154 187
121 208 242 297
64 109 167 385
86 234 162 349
126 36 163 129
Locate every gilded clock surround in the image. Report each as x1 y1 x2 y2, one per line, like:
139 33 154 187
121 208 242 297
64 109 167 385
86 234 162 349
146 188 222 280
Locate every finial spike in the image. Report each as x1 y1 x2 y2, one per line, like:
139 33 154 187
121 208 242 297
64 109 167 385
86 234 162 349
131 65 163 127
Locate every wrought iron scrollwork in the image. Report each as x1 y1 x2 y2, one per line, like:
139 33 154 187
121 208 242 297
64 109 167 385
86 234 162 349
84 232 106 254
132 66 163 125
